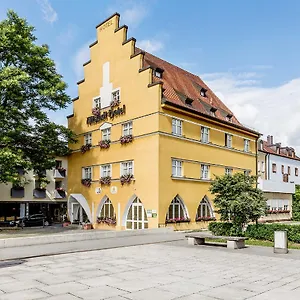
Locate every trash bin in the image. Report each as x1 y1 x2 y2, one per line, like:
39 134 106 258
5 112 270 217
274 230 288 254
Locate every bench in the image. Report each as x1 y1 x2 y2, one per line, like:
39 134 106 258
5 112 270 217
186 233 248 249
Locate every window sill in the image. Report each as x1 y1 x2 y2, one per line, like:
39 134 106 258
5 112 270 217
171 176 212 182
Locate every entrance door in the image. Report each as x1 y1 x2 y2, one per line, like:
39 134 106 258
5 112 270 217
71 203 80 223
126 198 148 230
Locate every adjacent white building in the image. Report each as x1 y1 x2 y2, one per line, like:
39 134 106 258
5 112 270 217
258 135 300 222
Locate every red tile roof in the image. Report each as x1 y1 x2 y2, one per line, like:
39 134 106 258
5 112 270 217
137 48 253 131
261 141 300 160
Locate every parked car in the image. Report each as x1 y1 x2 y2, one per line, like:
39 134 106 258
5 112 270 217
10 214 52 227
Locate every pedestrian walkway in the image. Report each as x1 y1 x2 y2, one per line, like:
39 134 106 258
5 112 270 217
1 240 300 299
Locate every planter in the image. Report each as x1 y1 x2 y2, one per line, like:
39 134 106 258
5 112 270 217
94 222 116 230
97 217 116 226
57 169 66 177
99 140 111 149
165 218 191 224
33 188 46 199
120 135 133 145
99 176 111 185
267 210 290 214
196 217 216 222
110 99 120 108
81 178 92 187
11 187 25 198
62 222 70 227
83 223 93 230
120 174 134 185
81 144 92 154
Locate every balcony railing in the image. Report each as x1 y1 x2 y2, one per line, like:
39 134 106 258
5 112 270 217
258 178 295 194
54 189 66 199
11 187 25 198
33 188 46 199
53 168 66 179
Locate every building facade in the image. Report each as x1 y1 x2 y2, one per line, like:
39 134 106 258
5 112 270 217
0 157 68 225
258 135 300 222
67 13 260 230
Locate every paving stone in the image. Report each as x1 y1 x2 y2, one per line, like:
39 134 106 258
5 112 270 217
71 285 129 300
77 275 125 287
174 294 218 300
199 286 257 300
0 279 46 293
124 287 178 300
159 281 209 297
43 294 81 300
108 278 158 292
39 281 89 295
0 288 50 300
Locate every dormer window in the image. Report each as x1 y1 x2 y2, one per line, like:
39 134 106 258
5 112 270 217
93 96 101 108
226 114 232 122
154 68 163 79
200 88 207 97
210 107 217 117
185 97 193 106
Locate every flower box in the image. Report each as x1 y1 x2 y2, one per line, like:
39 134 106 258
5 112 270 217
83 223 93 230
55 188 66 198
120 174 134 185
165 217 191 224
81 144 92 154
57 167 66 177
81 178 92 187
97 216 116 226
11 187 25 198
120 135 133 145
99 140 111 149
267 210 290 214
196 217 216 222
99 176 111 185
110 99 120 108
92 107 101 117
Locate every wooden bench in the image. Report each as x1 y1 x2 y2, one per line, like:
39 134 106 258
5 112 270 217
186 233 248 249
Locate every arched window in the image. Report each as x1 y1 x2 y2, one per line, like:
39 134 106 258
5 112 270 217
99 199 115 218
166 196 189 222
196 197 214 221
126 198 148 230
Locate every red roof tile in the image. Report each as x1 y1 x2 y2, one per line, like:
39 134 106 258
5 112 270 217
261 141 300 160
137 48 245 128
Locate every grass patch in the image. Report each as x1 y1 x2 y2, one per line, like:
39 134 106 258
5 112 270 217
205 238 300 249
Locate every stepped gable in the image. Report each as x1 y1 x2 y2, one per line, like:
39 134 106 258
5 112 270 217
137 47 241 126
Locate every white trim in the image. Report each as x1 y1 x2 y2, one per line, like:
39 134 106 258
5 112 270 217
92 95 101 109
100 164 112 177
111 87 121 103
68 194 92 223
99 122 112 131
120 161 134 176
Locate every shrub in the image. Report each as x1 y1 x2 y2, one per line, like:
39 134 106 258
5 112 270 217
209 222 300 243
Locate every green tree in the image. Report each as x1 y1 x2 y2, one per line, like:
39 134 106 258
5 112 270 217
209 173 266 231
0 10 76 183
292 185 300 221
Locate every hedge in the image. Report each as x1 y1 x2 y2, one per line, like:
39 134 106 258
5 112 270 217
208 222 300 243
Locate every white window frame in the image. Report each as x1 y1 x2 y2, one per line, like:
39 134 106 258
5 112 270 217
120 161 134 176
201 164 210 180
197 198 213 218
93 96 101 108
101 128 111 141
167 197 188 220
111 88 120 102
201 127 209 143
172 118 182 136
100 164 112 178
82 167 92 179
100 199 115 219
84 133 92 145
283 200 289 211
172 159 183 177
155 70 162 78
225 134 232 148
122 121 133 136
244 139 250 152
225 168 233 175
126 198 148 230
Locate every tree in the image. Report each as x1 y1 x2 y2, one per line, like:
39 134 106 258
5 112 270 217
0 10 76 184
209 173 266 231
292 185 300 221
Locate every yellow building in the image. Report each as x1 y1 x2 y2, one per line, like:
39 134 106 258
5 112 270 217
67 13 259 230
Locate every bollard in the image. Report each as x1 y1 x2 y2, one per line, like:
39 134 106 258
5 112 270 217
274 230 288 254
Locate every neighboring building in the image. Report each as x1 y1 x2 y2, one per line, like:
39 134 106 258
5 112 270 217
258 135 300 222
67 13 260 230
0 157 68 225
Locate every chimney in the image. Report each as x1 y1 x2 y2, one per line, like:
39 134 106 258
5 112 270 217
267 135 274 145
276 143 281 154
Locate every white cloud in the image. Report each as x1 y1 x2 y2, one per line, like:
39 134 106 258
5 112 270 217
57 24 77 46
107 2 147 28
136 39 164 53
37 0 58 24
73 40 93 79
202 71 300 152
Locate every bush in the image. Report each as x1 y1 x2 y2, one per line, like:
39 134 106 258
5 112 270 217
209 222 300 243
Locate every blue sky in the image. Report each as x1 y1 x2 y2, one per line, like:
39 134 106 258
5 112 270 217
1 0 300 149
